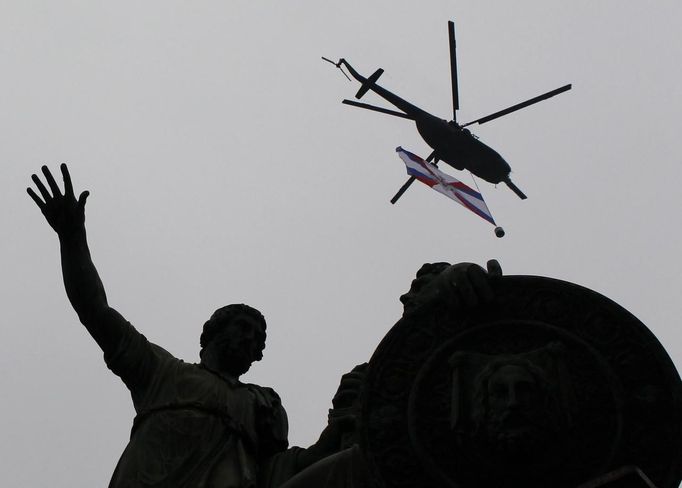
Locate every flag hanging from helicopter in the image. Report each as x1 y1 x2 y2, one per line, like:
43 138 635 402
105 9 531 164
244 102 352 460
396 147 496 226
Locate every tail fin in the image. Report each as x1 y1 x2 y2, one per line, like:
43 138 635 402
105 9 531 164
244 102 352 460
355 69 384 99
504 178 527 199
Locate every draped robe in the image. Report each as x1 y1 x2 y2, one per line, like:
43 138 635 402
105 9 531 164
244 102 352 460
103 315 301 488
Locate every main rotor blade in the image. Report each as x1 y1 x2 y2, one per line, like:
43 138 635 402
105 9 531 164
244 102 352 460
390 151 437 204
342 99 415 120
448 20 459 122
462 84 572 127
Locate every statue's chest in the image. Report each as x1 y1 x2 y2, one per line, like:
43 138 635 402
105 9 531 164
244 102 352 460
159 363 257 426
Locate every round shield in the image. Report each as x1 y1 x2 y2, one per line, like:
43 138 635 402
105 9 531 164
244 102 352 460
360 275 681 488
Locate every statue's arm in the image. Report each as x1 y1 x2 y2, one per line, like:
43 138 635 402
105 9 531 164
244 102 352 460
28 164 123 353
294 363 367 470
57 224 123 351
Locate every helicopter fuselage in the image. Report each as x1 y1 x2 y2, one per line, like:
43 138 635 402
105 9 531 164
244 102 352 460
339 59 512 185
414 113 511 184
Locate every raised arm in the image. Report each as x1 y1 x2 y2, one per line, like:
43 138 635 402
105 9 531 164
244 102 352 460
27 164 123 353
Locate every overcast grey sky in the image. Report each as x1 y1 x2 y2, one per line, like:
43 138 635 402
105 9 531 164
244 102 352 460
2 1 681 486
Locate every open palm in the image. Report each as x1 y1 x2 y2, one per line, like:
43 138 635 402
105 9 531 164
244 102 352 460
27 164 89 236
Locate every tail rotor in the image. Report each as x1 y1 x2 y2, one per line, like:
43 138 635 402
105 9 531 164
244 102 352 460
322 57 352 81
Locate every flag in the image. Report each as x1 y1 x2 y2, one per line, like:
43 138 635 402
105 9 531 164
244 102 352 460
396 147 496 225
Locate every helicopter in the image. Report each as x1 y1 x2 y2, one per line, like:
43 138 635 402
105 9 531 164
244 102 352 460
324 20 571 203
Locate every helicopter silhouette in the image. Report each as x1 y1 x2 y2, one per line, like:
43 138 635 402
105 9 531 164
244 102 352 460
324 20 571 203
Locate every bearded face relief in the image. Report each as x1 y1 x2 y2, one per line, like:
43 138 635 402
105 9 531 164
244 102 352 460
443 341 576 483
472 358 561 462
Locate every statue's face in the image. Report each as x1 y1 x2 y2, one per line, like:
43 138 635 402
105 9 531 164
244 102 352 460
400 264 447 312
203 313 264 377
400 275 429 311
482 364 550 452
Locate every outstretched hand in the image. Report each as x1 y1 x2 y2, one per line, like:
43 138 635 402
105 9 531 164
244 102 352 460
331 363 367 411
301 364 367 467
27 164 89 237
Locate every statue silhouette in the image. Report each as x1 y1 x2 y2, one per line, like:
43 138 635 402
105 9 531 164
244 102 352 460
27 164 504 488
27 165 367 487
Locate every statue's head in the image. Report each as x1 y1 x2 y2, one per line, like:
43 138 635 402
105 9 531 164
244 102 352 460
470 356 562 459
199 304 267 377
400 262 450 313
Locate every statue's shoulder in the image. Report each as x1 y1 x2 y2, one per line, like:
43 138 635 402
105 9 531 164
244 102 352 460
243 382 289 447
243 383 283 407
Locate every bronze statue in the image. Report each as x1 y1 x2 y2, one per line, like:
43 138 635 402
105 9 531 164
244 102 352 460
27 164 502 487
26 165 363 487
30 164 679 487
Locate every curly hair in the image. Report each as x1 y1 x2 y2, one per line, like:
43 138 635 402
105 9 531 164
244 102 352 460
200 304 267 357
415 262 451 278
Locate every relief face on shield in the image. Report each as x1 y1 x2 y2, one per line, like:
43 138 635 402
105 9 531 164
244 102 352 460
449 342 573 474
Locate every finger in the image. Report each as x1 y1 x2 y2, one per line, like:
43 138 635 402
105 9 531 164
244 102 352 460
468 265 494 303
352 362 368 372
337 379 364 393
341 371 365 382
487 259 502 277
330 414 358 430
78 190 89 210
334 381 363 396
61 163 74 197
31 173 51 201
41 165 61 197
26 188 45 210
339 415 357 430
